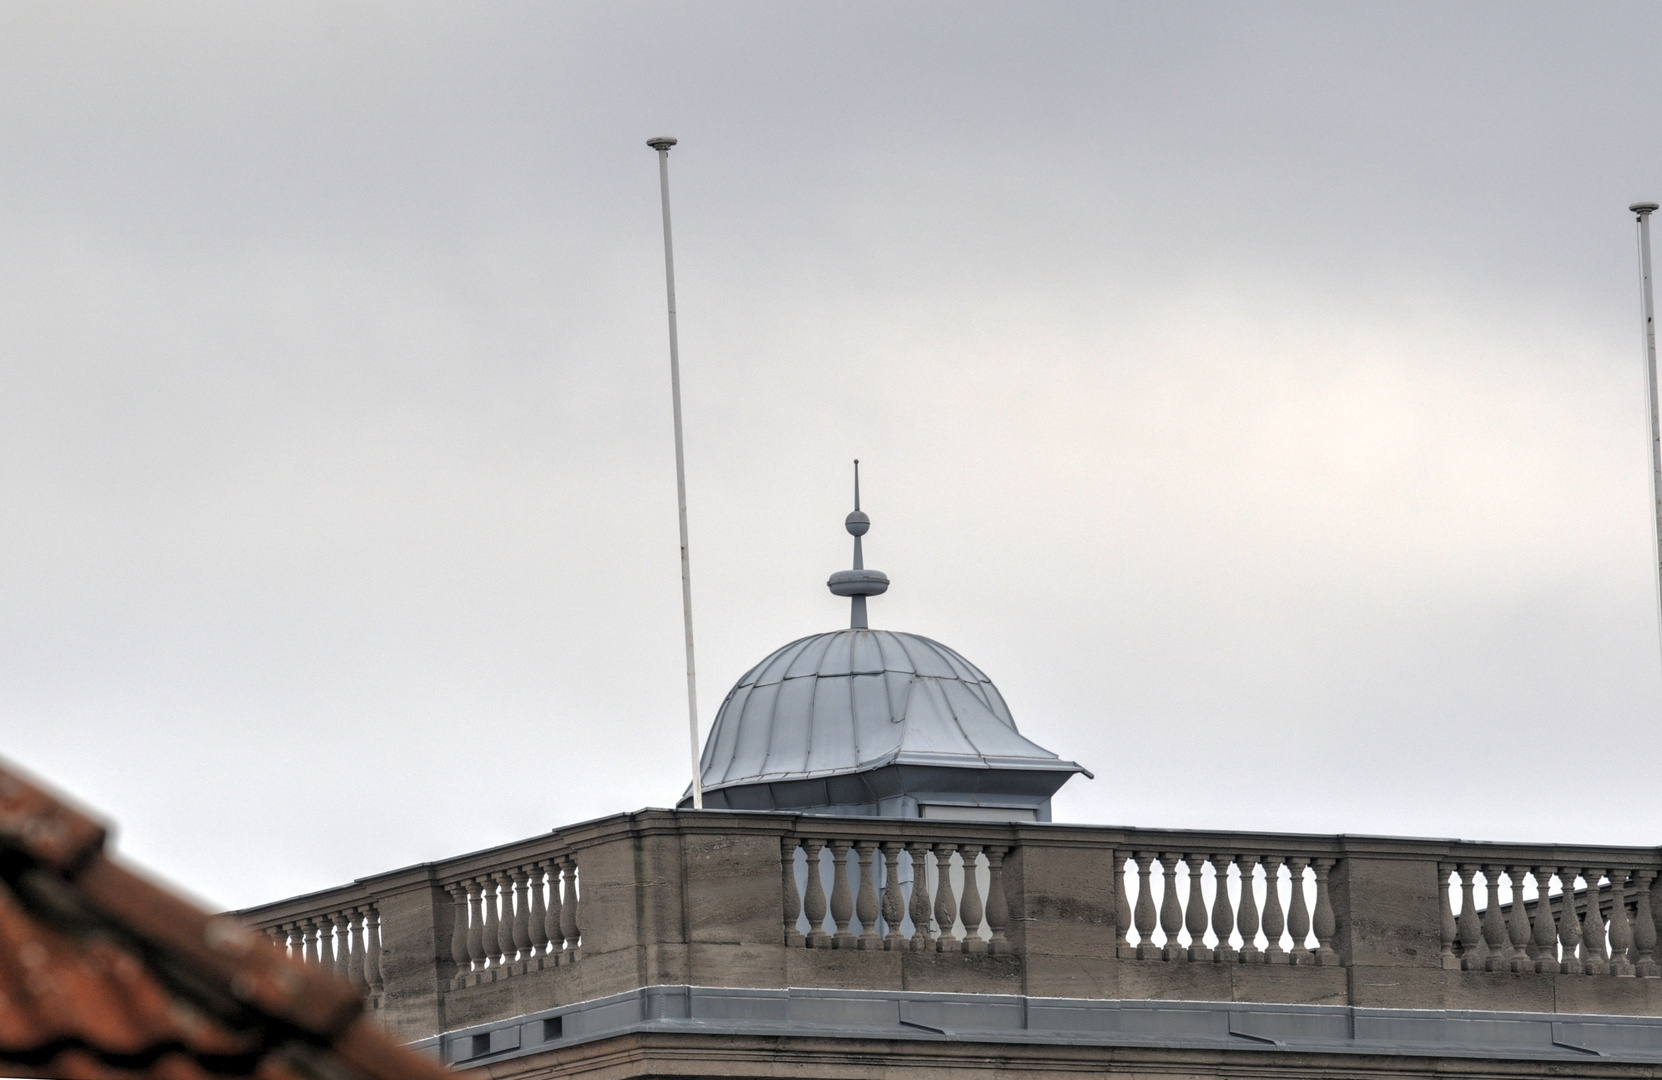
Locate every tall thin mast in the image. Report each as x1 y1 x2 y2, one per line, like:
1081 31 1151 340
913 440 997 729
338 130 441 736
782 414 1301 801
649 135 702 810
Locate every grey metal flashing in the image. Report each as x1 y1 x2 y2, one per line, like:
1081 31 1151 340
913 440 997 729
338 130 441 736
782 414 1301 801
412 985 1662 1069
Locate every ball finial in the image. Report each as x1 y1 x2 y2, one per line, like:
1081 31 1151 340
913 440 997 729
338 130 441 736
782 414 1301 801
826 459 888 628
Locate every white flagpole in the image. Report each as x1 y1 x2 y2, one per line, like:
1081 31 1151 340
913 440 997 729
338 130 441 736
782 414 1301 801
649 136 703 809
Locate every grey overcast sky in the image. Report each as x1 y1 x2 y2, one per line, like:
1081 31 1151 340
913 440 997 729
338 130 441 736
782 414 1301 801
4 2 1662 909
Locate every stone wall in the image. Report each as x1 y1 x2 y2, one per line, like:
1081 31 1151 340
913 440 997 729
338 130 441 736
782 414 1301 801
235 809 1662 1044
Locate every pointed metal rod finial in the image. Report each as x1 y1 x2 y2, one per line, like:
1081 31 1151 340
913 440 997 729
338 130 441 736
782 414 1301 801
1631 199 1662 692
827 460 888 629
649 134 702 809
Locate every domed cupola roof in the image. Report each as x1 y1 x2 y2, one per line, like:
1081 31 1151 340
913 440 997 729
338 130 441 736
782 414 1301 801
683 464 1088 820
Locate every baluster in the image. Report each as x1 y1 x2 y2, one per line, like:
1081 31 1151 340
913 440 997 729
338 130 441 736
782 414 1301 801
1557 868 1584 975
1261 856 1287 962
555 857 575 957
300 918 317 966
547 861 567 961
906 842 932 950
483 873 506 967
1455 865 1484 969
268 925 289 959
479 875 503 967
466 879 487 972
1212 855 1238 963
515 864 535 957
985 846 1011 955
1236 856 1261 963
501 871 521 966
1582 869 1610 975
336 913 354 979
363 906 384 994
829 840 857 948
960 845 986 954
1506 867 1533 973
1113 853 1131 958
1287 857 1312 964
337 913 354 979
559 856 581 958
528 865 550 958
1438 863 1458 969
329 912 347 977
447 884 471 982
802 840 829 947
1480 865 1507 971
548 857 568 957
512 868 535 964
933 844 960 951
856 841 881 950
1133 852 1159 960
1159 853 1184 961
316 917 332 968
1530 867 1558 973
1184 854 1211 962
782 840 805 947
496 872 519 966
1312 858 1338 966
1582 864 1608 976
1609 870 1635 977
323 913 342 976
881 842 906 949
342 909 365 991
1635 870 1659 977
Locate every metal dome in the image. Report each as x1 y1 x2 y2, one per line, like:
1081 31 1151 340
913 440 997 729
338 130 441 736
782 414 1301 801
684 629 1088 819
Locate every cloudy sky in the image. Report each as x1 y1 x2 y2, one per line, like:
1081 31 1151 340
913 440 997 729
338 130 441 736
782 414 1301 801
4 2 1662 909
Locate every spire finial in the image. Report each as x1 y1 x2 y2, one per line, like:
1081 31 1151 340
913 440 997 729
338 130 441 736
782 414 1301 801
827 460 889 629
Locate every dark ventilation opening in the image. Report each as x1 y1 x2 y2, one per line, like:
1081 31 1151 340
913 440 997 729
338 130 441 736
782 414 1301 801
470 1034 491 1059
542 1017 564 1041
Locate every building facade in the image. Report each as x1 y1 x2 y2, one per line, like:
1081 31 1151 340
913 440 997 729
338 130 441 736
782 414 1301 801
240 500 1662 1078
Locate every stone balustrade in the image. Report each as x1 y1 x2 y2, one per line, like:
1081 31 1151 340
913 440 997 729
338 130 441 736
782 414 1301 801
1439 859 1661 976
261 902 386 1006
1114 850 1340 965
443 854 581 987
781 835 1014 953
235 810 1662 1043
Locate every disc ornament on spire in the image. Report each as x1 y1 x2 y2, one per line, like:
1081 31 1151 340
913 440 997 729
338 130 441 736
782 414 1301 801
827 460 889 629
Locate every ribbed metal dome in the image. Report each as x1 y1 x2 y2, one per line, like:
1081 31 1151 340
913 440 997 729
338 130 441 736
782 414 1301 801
681 468 1086 818
690 629 1086 816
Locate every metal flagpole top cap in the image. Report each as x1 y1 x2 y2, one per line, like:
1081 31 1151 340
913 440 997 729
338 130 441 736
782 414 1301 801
1631 202 1659 214
647 136 678 151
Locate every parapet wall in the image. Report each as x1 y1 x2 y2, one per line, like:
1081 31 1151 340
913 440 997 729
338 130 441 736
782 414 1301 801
234 810 1662 1043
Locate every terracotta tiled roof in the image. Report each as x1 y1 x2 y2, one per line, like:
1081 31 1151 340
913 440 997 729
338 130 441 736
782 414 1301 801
0 760 457 1080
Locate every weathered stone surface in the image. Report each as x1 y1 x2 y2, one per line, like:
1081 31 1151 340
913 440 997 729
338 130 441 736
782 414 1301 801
1329 847 1443 971
428 987 1662 1080
235 809 1662 1048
